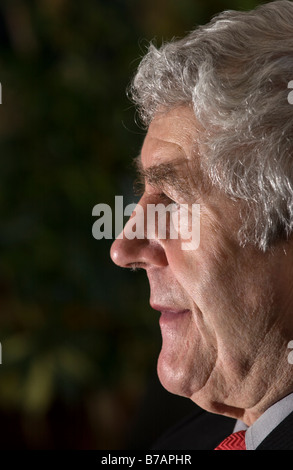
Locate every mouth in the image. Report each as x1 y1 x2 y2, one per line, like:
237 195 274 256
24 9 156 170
151 303 191 321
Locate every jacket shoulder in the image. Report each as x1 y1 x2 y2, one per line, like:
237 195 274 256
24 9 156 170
152 408 235 450
257 411 293 450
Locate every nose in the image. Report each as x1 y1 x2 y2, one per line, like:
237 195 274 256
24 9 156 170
110 235 168 269
110 202 168 270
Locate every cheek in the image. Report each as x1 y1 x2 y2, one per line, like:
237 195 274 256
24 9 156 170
165 226 237 301
164 227 251 349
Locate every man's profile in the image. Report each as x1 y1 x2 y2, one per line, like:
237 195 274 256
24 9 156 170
111 0 293 450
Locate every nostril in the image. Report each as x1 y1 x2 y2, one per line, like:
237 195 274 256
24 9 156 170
127 262 147 271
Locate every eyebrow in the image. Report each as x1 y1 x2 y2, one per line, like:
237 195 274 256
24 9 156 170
133 155 198 200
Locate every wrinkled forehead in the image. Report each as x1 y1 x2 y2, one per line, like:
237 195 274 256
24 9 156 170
140 105 201 168
137 106 212 200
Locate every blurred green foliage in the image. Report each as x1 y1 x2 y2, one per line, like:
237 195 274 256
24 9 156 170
0 0 267 449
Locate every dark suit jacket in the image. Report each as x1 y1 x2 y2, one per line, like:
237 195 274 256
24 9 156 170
152 408 293 450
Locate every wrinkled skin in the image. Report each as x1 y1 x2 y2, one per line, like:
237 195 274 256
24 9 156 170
111 106 293 425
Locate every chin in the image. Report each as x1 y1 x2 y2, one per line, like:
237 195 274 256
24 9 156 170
157 352 198 399
157 360 223 416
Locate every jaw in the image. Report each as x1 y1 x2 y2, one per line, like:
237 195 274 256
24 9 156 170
157 297 293 427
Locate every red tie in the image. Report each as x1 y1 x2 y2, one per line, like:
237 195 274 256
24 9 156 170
215 430 246 450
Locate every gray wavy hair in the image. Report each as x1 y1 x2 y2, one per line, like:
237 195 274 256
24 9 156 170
130 0 293 251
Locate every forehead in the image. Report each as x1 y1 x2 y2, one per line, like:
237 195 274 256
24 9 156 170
140 106 200 168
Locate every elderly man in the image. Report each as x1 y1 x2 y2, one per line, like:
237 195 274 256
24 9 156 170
110 1 293 450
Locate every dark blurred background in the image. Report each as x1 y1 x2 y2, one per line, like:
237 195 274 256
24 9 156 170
0 0 267 449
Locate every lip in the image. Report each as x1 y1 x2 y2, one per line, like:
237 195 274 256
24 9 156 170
151 303 190 316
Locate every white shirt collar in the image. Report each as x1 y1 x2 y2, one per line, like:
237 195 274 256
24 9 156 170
234 392 293 450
